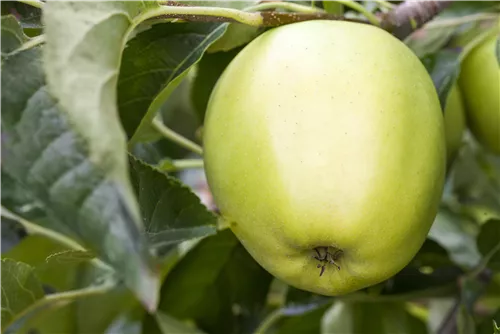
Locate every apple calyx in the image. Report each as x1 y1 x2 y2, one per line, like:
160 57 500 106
313 246 343 276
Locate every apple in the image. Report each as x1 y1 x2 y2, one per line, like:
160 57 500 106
203 21 446 296
444 85 466 163
459 34 500 154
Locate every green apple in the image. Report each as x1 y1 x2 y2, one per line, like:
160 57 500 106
459 34 500 154
203 21 446 296
444 85 466 163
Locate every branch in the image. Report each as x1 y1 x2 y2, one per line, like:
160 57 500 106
380 1 453 39
149 1 451 39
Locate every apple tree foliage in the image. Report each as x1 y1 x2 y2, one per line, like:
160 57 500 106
1 1 500 333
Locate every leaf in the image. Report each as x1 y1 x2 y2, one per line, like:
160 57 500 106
321 301 427 334
1 170 37 215
155 311 206 334
1 15 28 56
128 156 217 255
191 48 240 123
450 146 500 216
275 303 330 334
2 234 84 291
1 259 45 332
45 250 95 264
1 47 158 310
185 1 259 53
421 48 462 110
11 269 118 334
405 26 457 59
1 2 42 29
457 304 476 334
477 219 500 269
207 23 260 53
117 22 227 144
404 1 499 58
323 1 344 15
158 229 273 334
428 209 481 269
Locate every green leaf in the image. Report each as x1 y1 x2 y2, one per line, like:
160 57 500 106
155 311 206 334
405 27 457 59
428 209 481 269
117 22 227 144
2 234 84 291
477 219 500 269
457 304 476 334
191 48 240 123
16 271 118 334
323 1 343 15
207 23 260 53
44 249 95 264
321 301 427 334
158 229 273 334
183 1 259 53
128 156 217 255
1 259 45 332
421 49 462 110
494 320 500 334
1 47 158 310
1 15 28 55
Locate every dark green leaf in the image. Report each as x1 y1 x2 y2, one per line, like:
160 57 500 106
1 259 44 332
477 219 500 269
158 229 273 334
275 303 330 334
117 22 227 144
440 1 500 17
155 311 206 334
1 15 27 55
321 301 427 334
421 49 462 110
1 47 158 310
191 48 240 123
1 170 37 215
128 156 217 255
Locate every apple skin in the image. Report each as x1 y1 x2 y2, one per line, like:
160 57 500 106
203 21 446 296
459 34 500 154
444 85 466 163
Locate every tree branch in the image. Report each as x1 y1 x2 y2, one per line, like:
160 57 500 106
152 1 451 40
380 1 453 39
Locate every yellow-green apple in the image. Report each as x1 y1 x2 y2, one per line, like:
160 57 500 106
203 21 446 296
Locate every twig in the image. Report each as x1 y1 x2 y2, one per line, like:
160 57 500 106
151 118 203 156
380 1 453 39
